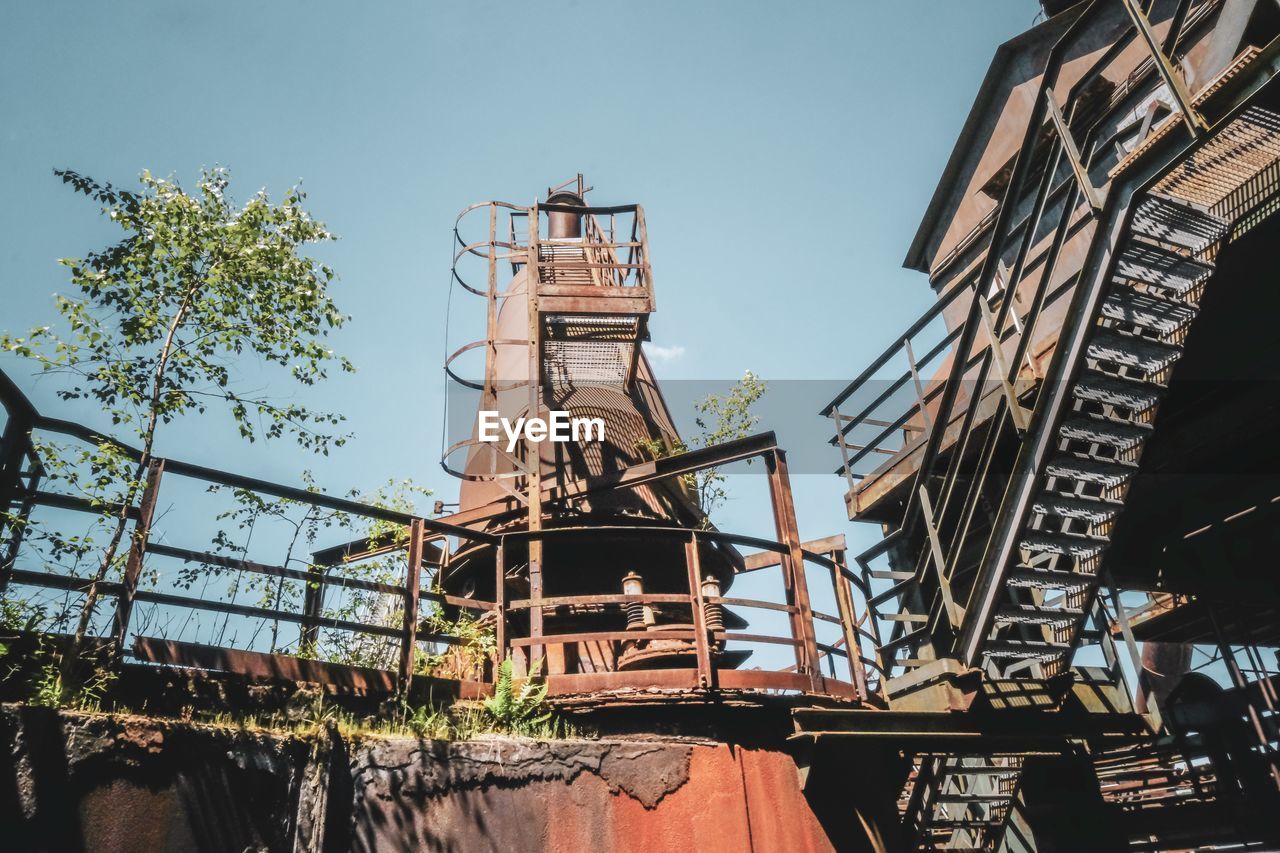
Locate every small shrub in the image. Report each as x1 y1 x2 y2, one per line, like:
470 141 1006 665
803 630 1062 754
481 657 552 736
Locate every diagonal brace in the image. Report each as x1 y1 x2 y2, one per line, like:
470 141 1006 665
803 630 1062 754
1045 88 1105 211
1120 0 1208 136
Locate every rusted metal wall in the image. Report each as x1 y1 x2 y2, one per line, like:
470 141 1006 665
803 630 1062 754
344 737 836 853
2 707 842 853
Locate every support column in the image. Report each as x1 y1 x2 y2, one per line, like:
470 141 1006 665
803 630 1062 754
111 458 165 650
300 564 325 658
767 449 821 689
685 532 715 690
525 204 545 670
397 518 425 691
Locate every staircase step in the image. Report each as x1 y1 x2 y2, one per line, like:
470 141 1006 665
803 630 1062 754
940 765 1023 777
1131 194 1229 251
1088 330 1182 373
1020 530 1109 558
1006 566 1093 590
996 603 1085 626
983 639 1071 661
1113 241 1213 294
935 793 1014 804
1101 289 1196 335
1031 493 1123 522
1045 455 1135 488
1073 372 1162 412
1058 416 1149 451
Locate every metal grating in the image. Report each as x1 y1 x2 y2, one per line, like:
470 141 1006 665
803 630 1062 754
542 315 641 389
1155 106 1280 210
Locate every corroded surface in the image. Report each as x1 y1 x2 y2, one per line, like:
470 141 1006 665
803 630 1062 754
343 736 833 852
2 707 840 852
2 704 309 852
353 738 692 809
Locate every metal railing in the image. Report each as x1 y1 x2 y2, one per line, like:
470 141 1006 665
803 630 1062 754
1 369 878 702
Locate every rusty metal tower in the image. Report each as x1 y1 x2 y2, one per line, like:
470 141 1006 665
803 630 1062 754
437 176 866 698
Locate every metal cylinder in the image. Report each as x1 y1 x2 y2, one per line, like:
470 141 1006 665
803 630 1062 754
545 191 584 239
1137 641 1193 715
701 576 724 633
622 571 647 630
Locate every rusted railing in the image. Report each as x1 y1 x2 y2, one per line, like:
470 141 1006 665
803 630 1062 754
1 369 878 703
491 525 879 700
0 375 499 693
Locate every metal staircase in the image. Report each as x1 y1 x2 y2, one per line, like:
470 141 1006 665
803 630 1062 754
908 756 1024 852
979 194 1227 679
888 189 1234 853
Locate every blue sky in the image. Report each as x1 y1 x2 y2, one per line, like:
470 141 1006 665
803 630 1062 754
1 1 1041 570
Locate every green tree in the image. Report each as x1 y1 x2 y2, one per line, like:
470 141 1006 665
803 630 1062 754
637 371 766 522
1 167 353 671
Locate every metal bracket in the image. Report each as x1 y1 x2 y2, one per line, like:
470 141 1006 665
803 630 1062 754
978 297 1032 432
918 484 963 628
904 337 934 435
1046 88 1105 211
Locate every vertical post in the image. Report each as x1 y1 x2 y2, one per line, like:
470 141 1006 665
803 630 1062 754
493 536 507 667
398 518 425 691
0 413 35 591
684 532 715 690
830 549 868 701
300 564 325 658
1206 602 1280 792
2 451 40 595
526 205 545 667
856 554 890 700
111 458 165 650
767 449 821 689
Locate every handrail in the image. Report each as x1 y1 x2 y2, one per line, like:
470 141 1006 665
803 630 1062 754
826 0 1218 493
488 523 872 698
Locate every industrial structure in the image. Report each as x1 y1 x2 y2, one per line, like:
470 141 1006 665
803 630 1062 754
822 0 1280 848
0 180 878 847
428 173 872 704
